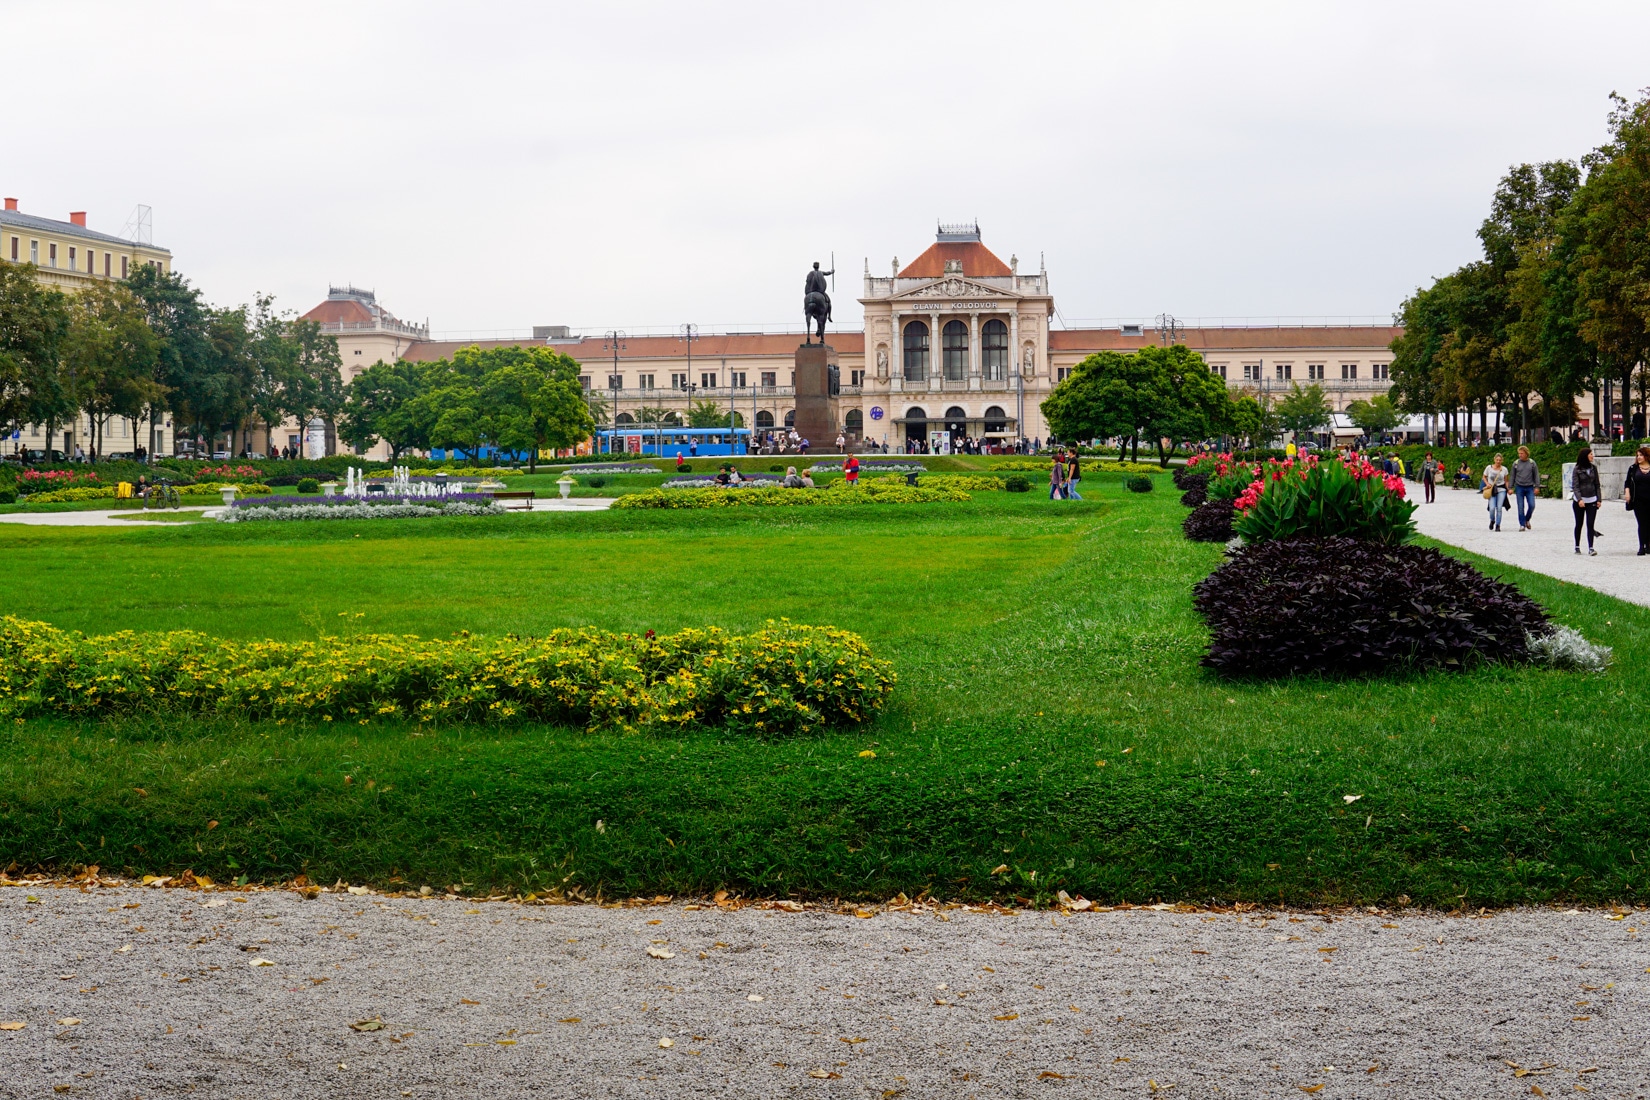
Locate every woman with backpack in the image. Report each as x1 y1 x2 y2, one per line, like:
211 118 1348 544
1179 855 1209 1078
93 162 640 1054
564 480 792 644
1571 447 1602 556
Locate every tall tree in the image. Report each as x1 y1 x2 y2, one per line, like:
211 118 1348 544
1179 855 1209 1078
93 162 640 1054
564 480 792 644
64 281 163 458
1345 393 1403 439
1273 382 1333 442
340 359 428 460
123 265 216 456
1042 344 1228 465
0 264 72 455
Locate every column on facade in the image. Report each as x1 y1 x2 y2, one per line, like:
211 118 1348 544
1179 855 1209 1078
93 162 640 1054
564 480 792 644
969 312 981 391
928 312 942 392
888 310 901 391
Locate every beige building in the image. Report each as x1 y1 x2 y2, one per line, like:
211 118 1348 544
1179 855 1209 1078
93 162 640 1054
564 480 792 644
309 224 1405 455
1 197 175 458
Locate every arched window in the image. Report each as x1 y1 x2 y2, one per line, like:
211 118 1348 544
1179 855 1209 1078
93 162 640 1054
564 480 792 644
944 406 967 437
982 320 1008 381
904 406 927 444
903 321 929 382
942 320 968 381
845 409 863 434
984 405 1007 434
755 410 774 429
784 409 796 428
615 412 635 425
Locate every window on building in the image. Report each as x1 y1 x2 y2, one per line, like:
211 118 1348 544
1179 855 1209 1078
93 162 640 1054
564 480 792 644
784 409 796 428
982 319 1008 381
103 253 110 277
579 375 592 391
353 349 363 355
1341 363 1358 380
1274 363 1292 380
942 320 968 381
638 373 654 389
607 374 624 390
756 410 774 428
1211 364 1228 379
121 256 128 278
68 247 76 270
760 371 776 389
1056 366 1073 382
984 405 1007 434
671 373 688 390
616 412 635 425
1306 364 1324 380
730 371 746 388
903 321 929 382
701 372 716 390
8 237 15 261
1242 363 1260 381
1372 363 1389 380
48 243 57 268
845 409 863 434
31 240 39 263
849 369 863 387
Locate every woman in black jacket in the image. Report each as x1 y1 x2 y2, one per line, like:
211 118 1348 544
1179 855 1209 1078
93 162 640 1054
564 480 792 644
1571 447 1602 555
1625 444 1650 556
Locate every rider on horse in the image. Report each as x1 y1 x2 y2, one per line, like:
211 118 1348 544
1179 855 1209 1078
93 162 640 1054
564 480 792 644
804 261 834 344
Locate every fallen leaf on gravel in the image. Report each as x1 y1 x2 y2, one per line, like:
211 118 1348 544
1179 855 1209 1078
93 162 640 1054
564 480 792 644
459 999 480 1005
116 945 132 953
348 886 370 896
1530 1087 1545 1097
647 947 676 959
558 1018 581 1024
57 1018 80 1026
1572 1016 1591 1022
1343 794 1363 804
1299 1087 1324 1095
658 1038 673 1048
0 1022 24 1030
25 895 40 904
747 995 764 1002
250 959 275 967
1038 1071 1066 1079
1147 903 1175 911
808 1070 841 1079
993 1014 1019 1021
840 1037 867 1044
854 909 874 919
349 1019 384 1032
1318 947 1338 954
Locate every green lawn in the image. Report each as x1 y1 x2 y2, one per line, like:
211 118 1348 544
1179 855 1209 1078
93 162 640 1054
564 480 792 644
1 475 1646 907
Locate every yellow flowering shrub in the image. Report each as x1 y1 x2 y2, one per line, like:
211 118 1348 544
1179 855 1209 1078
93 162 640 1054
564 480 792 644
24 483 272 504
612 484 969 509
0 616 894 736
852 475 1003 492
992 459 1162 475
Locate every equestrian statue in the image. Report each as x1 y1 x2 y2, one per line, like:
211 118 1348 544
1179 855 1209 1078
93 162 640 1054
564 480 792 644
803 261 834 344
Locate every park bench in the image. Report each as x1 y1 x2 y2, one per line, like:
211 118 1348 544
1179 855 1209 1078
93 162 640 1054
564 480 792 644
489 490 537 511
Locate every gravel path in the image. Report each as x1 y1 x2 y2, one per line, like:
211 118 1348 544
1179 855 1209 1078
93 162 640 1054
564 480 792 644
1413 486 1649 607
3 885 1647 1098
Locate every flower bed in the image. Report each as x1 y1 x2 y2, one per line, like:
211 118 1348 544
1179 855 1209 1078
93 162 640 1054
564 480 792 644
0 616 895 736
558 464 658 475
223 501 506 522
23 483 271 504
663 474 783 488
807 460 925 473
230 492 498 510
613 483 970 510
858 474 1003 492
993 459 1164 475
1231 455 1415 546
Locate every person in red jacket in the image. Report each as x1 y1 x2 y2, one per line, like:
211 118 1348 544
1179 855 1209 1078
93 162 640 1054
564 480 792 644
844 455 860 486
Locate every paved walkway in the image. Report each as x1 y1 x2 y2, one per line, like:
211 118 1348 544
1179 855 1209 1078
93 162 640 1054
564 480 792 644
0 499 616 528
1 885 1645 1098
1413 486 1649 608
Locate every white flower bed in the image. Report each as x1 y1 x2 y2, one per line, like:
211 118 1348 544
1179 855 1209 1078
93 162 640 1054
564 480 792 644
223 501 508 523
1527 626 1613 672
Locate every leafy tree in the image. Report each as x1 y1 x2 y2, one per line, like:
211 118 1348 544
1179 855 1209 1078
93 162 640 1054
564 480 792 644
1042 344 1227 465
340 359 427 460
64 281 162 458
478 347 594 472
1225 393 1268 450
1273 383 1333 442
124 265 216 455
0 264 73 453
1345 393 1403 438
688 400 743 428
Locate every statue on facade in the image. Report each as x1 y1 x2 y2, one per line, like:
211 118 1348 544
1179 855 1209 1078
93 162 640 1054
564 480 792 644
803 261 834 344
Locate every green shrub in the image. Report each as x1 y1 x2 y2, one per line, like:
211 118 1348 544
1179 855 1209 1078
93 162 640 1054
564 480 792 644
0 616 895 737
1232 455 1417 547
676 463 693 473
1004 475 1031 493
0 487 15 505
1125 475 1154 493
296 478 320 494
613 484 970 510
770 464 785 472
585 476 606 488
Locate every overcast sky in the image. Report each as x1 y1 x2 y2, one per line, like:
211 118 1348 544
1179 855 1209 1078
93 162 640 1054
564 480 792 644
6 1 1647 337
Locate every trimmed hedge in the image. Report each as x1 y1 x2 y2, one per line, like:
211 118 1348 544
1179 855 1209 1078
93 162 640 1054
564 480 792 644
1192 537 1551 677
0 617 896 737
613 484 970 509
1182 499 1235 542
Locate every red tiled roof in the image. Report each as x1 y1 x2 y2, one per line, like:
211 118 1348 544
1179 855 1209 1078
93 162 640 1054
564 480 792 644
301 299 375 325
898 241 1013 279
400 332 865 364
1049 326 1402 352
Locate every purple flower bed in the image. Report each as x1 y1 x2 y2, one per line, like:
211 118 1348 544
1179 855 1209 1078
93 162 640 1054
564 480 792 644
231 492 499 509
807 460 926 471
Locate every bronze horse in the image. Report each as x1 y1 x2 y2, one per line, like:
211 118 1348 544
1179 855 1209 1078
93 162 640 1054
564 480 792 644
804 290 831 345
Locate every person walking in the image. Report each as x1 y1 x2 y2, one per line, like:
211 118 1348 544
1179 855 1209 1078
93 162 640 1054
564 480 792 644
1624 444 1650 556
1421 451 1438 504
1482 453 1509 531
1511 445 1539 530
1066 450 1083 500
1571 446 1602 555
1049 453 1066 500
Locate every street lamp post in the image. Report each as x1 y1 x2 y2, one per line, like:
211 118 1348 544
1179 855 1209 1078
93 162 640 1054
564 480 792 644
602 331 626 454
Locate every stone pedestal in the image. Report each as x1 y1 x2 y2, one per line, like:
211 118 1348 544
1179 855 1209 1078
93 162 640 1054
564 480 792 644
793 343 837 447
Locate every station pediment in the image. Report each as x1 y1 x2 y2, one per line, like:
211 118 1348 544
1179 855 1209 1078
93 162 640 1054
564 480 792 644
893 276 1021 302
